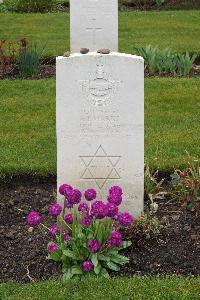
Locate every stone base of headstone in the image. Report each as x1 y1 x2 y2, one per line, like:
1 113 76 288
56 52 144 217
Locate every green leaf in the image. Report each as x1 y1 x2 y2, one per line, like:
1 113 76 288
63 268 73 282
71 265 83 275
106 261 120 272
48 251 61 262
91 253 98 267
104 223 111 242
110 254 129 265
116 241 132 250
86 228 94 240
96 223 103 244
98 254 110 262
63 249 77 259
99 267 110 278
94 263 101 275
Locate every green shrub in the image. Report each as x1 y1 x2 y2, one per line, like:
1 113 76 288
18 38 44 78
2 0 17 12
135 45 197 76
171 153 200 212
4 0 57 12
127 214 164 243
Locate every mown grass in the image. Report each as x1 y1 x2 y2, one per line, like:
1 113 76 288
0 78 199 178
0 11 200 57
1 276 200 300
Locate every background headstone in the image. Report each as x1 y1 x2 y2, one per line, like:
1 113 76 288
57 53 144 216
70 0 118 53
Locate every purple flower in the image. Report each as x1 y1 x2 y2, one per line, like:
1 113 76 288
87 240 101 253
59 184 73 196
64 213 73 224
27 211 42 227
106 202 118 218
49 203 62 217
108 231 122 247
107 193 122 206
66 200 73 209
90 200 108 219
82 260 94 272
67 189 82 206
49 224 58 237
109 186 123 196
118 212 133 227
84 188 97 201
48 243 58 252
81 215 92 227
78 202 89 213
62 231 71 243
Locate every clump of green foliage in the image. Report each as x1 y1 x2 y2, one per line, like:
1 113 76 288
0 40 16 77
126 213 164 244
171 153 200 212
136 45 197 76
3 0 56 12
18 38 44 78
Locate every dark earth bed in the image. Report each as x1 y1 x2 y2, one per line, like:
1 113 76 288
1 62 200 80
0 178 199 283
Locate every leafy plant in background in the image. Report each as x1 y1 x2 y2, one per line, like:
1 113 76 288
0 40 16 77
176 52 197 77
27 185 133 280
171 153 200 212
155 0 165 7
135 45 197 76
18 38 44 78
4 0 57 12
1 0 17 12
126 213 164 243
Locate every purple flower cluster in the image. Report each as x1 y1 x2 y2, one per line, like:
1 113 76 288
106 202 118 218
64 213 73 224
62 231 71 243
108 186 123 206
82 260 94 272
49 203 62 217
109 186 123 196
66 189 82 207
78 202 89 213
49 224 58 237
81 215 92 227
48 243 58 252
118 212 133 227
87 239 101 253
59 183 82 208
27 211 42 227
90 200 108 219
59 184 73 196
84 189 96 201
108 231 122 247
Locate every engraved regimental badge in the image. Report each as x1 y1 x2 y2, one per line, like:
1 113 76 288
78 57 121 107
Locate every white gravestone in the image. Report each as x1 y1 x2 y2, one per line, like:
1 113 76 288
70 0 118 53
56 52 144 216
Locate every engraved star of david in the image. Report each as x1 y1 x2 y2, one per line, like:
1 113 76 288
80 145 121 189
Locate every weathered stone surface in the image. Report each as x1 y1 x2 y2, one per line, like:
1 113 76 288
70 0 118 53
56 52 144 216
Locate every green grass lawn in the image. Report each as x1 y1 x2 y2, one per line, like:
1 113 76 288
0 78 199 178
0 11 200 57
1 276 200 300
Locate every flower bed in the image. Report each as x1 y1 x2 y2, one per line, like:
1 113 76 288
0 178 199 283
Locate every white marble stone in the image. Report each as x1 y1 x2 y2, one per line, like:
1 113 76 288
70 0 118 53
56 52 144 216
